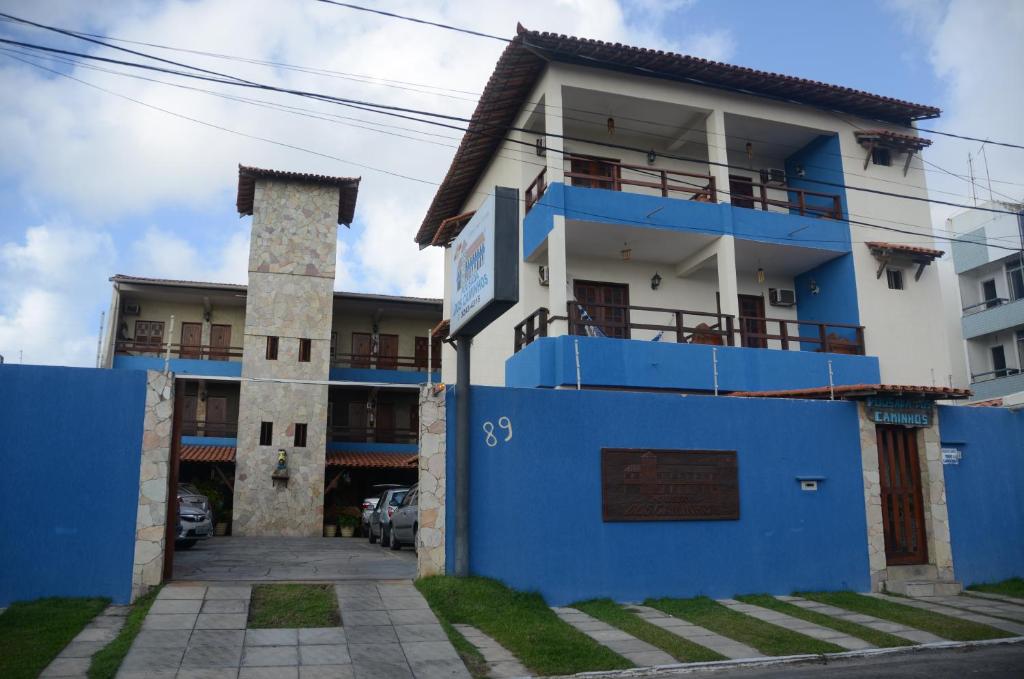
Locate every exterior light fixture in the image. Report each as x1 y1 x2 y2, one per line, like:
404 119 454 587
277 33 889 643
651 272 662 290
607 117 615 134
620 242 632 261
810 278 821 295
647 149 657 165
535 137 546 156
795 164 806 177
745 142 754 160
756 268 766 284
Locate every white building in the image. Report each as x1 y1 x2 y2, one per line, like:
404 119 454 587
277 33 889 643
418 26 959 394
948 200 1024 403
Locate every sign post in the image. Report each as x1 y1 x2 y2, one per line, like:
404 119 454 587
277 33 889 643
449 187 519 577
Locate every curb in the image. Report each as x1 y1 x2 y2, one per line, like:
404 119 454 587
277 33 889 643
962 590 1024 607
538 636 1024 678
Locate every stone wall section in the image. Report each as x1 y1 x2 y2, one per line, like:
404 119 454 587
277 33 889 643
417 385 447 577
132 370 173 600
248 181 339 277
857 403 887 591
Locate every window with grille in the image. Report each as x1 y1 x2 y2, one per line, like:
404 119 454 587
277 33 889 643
293 423 307 448
871 147 892 166
259 421 273 446
886 269 904 290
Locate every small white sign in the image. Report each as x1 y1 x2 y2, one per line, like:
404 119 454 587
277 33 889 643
941 447 961 465
450 196 496 335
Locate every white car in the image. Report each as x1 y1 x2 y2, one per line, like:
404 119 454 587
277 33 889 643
369 487 409 547
360 497 379 536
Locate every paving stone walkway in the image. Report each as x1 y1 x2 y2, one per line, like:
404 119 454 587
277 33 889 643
917 594 1024 624
964 590 1024 608
114 581 470 679
452 624 530 678
867 592 1024 636
553 606 676 667
716 599 874 651
777 596 945 644
626 604 765 660
41 603 130 678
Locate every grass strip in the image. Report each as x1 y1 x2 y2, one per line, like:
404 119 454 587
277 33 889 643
416 576 632 676
736 595 913 648
645 596 844 656
968 577 1024 599
88 587 160 679
0 596 109 679
800 591 1007 641
438 620 489 679
248 584 340 628
573 599 725 662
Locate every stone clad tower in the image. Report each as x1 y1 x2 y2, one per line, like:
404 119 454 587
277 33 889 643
232 166 360 536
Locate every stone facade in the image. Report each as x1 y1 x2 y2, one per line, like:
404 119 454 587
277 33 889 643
132 370 174 600
232 178 340 536
417 384 447 576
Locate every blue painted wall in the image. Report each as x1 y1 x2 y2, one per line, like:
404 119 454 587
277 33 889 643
505 335 879 392
327 441 417 453
523 182 852 261
181 436 238 447
784 134 849 222
113 354 242 378
0 365 147 606
328 367 438 384
794 253 860 346
445 386 871 604
939 405 1024 586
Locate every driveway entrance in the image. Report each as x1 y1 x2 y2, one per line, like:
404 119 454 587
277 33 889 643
173 536 417 581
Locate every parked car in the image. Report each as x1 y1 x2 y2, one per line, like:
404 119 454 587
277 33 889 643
369 487 408 546
389 484 418 551
176 484 214 549
360 497 379 536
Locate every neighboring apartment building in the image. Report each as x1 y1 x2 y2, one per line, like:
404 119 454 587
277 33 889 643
100 166 442 536
417 26 959 393
949 200 1024 402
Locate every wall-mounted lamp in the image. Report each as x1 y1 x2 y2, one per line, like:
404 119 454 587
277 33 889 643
535 137 546 157
809 278 821 295
203 310 212 322
795 164 806 178
646 149 657 165
199 390 207 402
607 117 616 134
651 272 662 290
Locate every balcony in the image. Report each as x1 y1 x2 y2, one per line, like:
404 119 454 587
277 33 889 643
508 305 878 392
329 425 418 445
969 369 1024 401
329 351 440 384
961 297 1024 340
112 340 243 377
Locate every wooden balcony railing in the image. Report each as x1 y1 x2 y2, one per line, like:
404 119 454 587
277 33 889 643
331 353 439 372
114 340 243 360
565 154 716 202
525 168 547 214
731 177 843 220
328 425 418 444
513 302 866 356
181 419 238 438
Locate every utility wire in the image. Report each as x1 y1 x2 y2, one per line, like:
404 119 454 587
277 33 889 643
313 0 510 42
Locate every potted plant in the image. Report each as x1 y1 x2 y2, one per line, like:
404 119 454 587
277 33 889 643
324 519 338 538
338 515 358 538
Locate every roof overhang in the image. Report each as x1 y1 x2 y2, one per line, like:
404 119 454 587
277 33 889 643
866 242 944 281
326 451 418 469
237 164 361 226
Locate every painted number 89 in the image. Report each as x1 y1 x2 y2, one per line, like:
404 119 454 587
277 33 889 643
482 417 512 447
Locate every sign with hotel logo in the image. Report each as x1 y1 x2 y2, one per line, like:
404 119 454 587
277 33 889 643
449 187 519 337
866 396 934 427
601 449 739 522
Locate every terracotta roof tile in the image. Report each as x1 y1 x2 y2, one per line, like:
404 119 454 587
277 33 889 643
415 24 941 245
968 397 1005 407
729 384 971 400
236 165 361 225
180 445 236 463
855 129 932 150
866 241 945 259
326 451 418 469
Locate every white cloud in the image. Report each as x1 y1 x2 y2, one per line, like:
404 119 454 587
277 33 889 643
126 225 249 284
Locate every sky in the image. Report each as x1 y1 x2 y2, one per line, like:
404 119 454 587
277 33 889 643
0 0 1021 367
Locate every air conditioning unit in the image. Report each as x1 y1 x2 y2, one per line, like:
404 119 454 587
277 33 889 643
760 168 787 186
538 265 550 286
769 288 796 307
122 303 141 316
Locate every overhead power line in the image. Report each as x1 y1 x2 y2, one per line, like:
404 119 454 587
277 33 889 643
313 0 510 42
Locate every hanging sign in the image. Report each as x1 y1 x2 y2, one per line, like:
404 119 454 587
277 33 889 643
866 396 933 427
449 187 519 337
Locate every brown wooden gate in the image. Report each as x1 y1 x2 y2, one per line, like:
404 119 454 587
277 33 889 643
876 425 929 565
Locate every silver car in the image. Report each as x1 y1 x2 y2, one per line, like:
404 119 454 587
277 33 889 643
389 484 418 551
360 497 379 536
369 487 408 547
176 484 214 549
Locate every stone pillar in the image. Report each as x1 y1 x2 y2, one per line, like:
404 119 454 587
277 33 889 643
232 179 339 536
417 384 447 576
857 403 887 591
919 412 955 581
132 370 174 600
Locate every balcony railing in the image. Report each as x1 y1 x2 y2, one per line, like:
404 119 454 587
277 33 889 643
525 168 546 214
181 419 238 438
328 425 418 444
730 176 842 219
963 297 1012 315
115 340 243 361
331 352 439 372
971 368 1022 383
514 303 865 356
564 155 717 203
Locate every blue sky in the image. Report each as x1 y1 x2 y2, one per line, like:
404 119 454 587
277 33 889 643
0 0 1020 366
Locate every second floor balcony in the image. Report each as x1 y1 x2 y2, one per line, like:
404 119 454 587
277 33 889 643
113 338 244 377
961 296 1024 340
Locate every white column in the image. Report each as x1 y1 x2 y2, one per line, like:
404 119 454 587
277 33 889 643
547 215 569 336
543 74 564 186
717 235 739 320
705 109 730 205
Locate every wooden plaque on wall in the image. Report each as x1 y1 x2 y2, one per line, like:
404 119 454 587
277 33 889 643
601 449 739 522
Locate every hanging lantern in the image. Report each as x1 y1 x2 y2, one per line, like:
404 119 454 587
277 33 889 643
607 117 616 134
620 242 632 261
756 267 765 284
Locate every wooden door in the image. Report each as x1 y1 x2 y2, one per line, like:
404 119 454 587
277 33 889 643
376 402 395 443
414 336 428 370
573 280 630 338
210 324 231 361
570 155 620 190
179 323 202 358
729 175 755 209
206 396 228 437
377 334 399 370
877 425 929 566
738 294 767 348
352 333 372 368
182 393 198 436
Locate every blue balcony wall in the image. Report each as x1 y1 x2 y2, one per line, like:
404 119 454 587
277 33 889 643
523 182 851 261
444 386 870 604
114 354 242 378
505 335 880 392
329 367 438 384
0 365 147 606
327 441 417 453
784 134 849 222
181 436 238 447
794 253 860 346
939 405 1024 586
